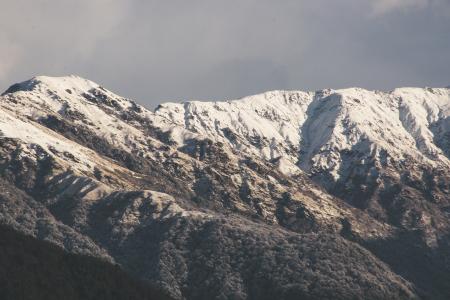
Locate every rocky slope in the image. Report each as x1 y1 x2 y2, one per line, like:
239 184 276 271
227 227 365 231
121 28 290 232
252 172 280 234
1 75 450 299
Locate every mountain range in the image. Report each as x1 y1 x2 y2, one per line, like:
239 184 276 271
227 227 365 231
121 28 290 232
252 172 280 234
1 75 450 299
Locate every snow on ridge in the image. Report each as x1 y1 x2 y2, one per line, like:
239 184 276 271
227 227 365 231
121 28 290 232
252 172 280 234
155 90 314 158
0 75 157 166
33 75 98 91
2 75 450 180
156 85 450 178
0 75 202 181
0 105 103 174
2 75 97 96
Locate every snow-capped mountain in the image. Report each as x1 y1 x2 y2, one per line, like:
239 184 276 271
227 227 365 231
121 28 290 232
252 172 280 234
156 86 450 178
157 86 450 236
1 75 450 299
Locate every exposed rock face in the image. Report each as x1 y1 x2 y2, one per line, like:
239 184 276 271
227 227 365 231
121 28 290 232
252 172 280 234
1 75 450 299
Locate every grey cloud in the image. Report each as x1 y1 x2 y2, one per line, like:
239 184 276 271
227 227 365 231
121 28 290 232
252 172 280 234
188 58 290 101
0 0 130 83
370 0 450 15
371 0 428 15
0 0 449 108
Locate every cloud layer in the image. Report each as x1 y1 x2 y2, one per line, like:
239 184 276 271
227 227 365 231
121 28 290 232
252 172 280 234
371 0 428 14
1 0 449 107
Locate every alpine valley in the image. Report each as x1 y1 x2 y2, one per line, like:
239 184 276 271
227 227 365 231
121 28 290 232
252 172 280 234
1 75 450 299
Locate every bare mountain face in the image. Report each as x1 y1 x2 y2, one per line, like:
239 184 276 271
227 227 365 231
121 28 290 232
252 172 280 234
1 75 450 299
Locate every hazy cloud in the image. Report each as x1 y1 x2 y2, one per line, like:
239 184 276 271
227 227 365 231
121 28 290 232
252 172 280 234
371 0 428 14
370 0 450 15
0 0 449 108
0 0 130 81
0 41 21 80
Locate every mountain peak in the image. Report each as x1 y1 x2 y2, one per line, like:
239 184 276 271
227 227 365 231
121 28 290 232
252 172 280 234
0 74 140 119
2 75 98 96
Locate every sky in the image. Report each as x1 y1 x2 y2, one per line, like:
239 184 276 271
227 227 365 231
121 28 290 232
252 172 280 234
1 0 449 108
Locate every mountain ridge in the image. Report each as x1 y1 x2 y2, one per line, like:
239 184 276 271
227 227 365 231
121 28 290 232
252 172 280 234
1 75 450 299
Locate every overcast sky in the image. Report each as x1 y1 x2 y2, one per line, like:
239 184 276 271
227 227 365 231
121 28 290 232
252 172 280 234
1 0 449 108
